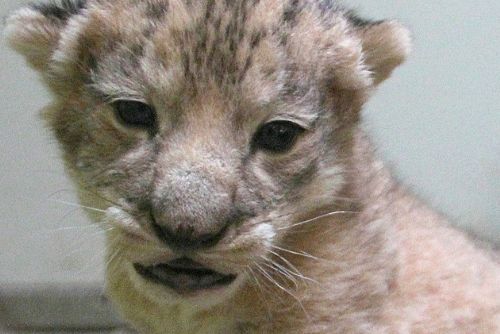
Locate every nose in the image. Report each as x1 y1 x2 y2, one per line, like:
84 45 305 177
151 217 229 251
150 164 238 252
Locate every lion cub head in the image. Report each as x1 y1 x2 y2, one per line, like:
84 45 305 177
6 0 409 308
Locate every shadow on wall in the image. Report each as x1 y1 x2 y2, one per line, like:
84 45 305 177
0 282 128 332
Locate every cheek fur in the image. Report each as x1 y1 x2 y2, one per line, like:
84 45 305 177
246 131 328 205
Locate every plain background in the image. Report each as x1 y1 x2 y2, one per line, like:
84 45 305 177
1 0 499 286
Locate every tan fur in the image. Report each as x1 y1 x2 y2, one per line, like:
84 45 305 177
5 0 499 333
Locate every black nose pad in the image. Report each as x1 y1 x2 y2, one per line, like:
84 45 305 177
151 221 228 251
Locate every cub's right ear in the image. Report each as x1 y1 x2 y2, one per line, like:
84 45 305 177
4 0 87 71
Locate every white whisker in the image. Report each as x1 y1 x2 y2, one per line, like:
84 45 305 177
253 261 310 320
271 245 326 262
278 210 356 231
261 258 299 289
45 224 105 232
246 265 274 320
254 261 290 294
48 198 107 213
268 250 319 285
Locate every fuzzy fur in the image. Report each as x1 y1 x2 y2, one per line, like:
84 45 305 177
5 0 499 333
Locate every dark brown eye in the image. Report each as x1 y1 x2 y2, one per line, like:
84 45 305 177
113 100 156 128
252 121 305 153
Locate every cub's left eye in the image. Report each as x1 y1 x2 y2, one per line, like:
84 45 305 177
252 121 306 153
112 100 156 128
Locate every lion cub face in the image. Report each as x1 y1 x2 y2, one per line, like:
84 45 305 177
6 0 409 306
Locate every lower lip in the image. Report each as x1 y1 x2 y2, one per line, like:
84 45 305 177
134 263 237 294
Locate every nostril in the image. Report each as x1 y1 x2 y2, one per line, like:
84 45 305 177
196 227 228 247
150 218 228 251
151 222 177 247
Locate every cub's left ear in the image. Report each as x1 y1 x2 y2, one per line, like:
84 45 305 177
355 19 412 85
4 0 87 71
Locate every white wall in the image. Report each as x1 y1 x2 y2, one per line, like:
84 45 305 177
1 0 499 285
347 0 500 238
0 0 105 285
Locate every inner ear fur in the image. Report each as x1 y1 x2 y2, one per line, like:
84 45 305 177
357 20 412 85
4 0 87 71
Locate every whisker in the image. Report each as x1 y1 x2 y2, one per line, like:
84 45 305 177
271 245 327 262
268 250 318 285
70 247 107 277
46 189 73 199
58 232 107 262
47 198 107 213
261 258 299 289
246 265 265 293
246 265 276 320
56 207 82 224
253 261 310 320
254 261 290 294
278 210 357 231
105 247 122 269
75 184 129 213
44 224 107 233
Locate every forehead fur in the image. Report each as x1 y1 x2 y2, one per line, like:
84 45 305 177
6 0 411 102
71 0 367 102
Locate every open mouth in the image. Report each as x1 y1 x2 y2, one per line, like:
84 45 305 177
134 258 237 293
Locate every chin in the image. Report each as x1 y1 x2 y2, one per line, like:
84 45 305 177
104 224 271 313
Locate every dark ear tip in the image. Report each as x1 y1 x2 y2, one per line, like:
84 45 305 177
30 0 87 22
4 1 87 71
344 10 384 28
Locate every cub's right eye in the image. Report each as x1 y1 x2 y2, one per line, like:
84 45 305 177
112 100 156 129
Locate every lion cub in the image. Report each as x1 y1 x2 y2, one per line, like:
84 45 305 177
6 0 499 333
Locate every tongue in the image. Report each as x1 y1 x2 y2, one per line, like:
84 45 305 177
151 265 225 288
149 264 228 290
134 258 237 292
166 258 212 272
